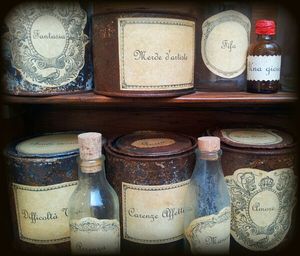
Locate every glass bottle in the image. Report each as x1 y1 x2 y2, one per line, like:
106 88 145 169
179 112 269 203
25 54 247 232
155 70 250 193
247 20 281 93
69 132 120 255
184 136 231 255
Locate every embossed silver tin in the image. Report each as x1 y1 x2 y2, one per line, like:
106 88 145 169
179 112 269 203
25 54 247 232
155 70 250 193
209 127 297 252
2 2 93 96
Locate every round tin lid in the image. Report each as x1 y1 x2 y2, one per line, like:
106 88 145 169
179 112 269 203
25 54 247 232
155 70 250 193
211 128 294 149
13 132 80 157
110 131 195 157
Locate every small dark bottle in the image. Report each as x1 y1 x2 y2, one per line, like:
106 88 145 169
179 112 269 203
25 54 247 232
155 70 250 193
247 20 281 93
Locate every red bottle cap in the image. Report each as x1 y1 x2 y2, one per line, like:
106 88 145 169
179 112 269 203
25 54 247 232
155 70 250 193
255 19 276 35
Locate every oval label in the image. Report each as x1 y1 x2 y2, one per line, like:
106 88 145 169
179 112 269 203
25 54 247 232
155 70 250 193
201 10 250 78
31 15 67 59
131 138 176 148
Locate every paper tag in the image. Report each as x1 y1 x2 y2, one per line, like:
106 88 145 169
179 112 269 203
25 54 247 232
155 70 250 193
118 17 195 91
201 10 250 78
225 168 297 251
5 2 88 87
122 180 189 244
185 207 231 254
70 218 120 255
13 181 78 244
247 55 281 81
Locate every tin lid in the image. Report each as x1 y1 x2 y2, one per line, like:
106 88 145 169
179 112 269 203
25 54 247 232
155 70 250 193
109 131 196 157
211 128 294 149
14 133 80 157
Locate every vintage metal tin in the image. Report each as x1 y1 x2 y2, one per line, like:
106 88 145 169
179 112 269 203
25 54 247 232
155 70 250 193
209 127 297 252
2 2 93 96
5 132 80 253
105 131 197 254
93 12 195 97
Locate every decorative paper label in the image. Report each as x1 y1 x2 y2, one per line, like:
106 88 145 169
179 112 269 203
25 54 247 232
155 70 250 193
220 129 283 146
70 218 120 255
225 168 297 251
5 2 88 87
12 181 78 244
118 17 195 91
131 138 176 148
122 180 190 244
201 10 250 78
185 207 231 254
247 55 281 81
16 134 79 155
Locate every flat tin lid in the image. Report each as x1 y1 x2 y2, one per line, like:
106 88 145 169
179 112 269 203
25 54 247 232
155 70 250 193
110 131 195 157
212 128 294 149
11 133 80 158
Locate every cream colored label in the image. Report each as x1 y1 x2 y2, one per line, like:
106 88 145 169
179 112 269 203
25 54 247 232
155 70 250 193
16 134 79 155
185 207 231 254
221 129 283 146
122 180 189 244
70 218 120 255
131 138 176 148
5 2 88 87
118 17 195 91
13 181 78 244
201 10 250 78
225 168 297 251
247 55 281 81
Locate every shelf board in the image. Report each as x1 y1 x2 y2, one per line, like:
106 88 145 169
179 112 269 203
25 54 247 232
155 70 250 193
3 91 297 107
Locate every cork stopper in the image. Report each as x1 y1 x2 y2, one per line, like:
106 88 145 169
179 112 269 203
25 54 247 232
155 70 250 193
78 132 102 160
197 136 220 152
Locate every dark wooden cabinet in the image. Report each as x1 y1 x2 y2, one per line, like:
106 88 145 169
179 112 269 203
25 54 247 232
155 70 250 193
0 1 298 255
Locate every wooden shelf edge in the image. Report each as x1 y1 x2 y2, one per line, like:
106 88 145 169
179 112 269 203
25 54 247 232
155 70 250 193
3 91 297 106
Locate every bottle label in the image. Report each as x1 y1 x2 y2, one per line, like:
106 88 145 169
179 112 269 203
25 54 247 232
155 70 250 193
225 168 297 251
118 17 195 91
185 207 231 254
247 55 281 81
201 10 250 78
5 2 88 87
220 129 283 146
131 138 176 148
12 181 78 244
122 180 190 244
16 133 79 155
70 218 120 255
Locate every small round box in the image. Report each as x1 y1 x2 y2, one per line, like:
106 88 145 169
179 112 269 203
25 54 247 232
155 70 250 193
209 127 297 252
5 132 80 253
104 131 197 254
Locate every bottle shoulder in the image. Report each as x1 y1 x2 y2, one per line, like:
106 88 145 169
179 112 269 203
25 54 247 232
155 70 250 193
248 40 281 56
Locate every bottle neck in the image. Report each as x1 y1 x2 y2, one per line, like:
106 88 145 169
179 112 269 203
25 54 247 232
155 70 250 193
77 156 106 185
256 34 274 41
198 149 222 161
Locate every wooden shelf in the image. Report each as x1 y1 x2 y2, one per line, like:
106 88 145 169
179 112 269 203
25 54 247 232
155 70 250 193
3 91 297 107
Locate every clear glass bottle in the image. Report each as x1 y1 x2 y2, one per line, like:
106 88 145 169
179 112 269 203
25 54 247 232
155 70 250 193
69 132 120 255
247 19 281 93
184 136 231 255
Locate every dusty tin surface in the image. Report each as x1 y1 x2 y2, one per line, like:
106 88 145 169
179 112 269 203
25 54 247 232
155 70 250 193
5 132 80 253
2 2 93 96
93 12 195 97
104 131 196 254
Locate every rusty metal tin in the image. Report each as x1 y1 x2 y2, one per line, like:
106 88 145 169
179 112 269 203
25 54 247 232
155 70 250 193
4 132 80 253
209 127 297 252
93 12 195 97
104 131 196 254
2 2 93 96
